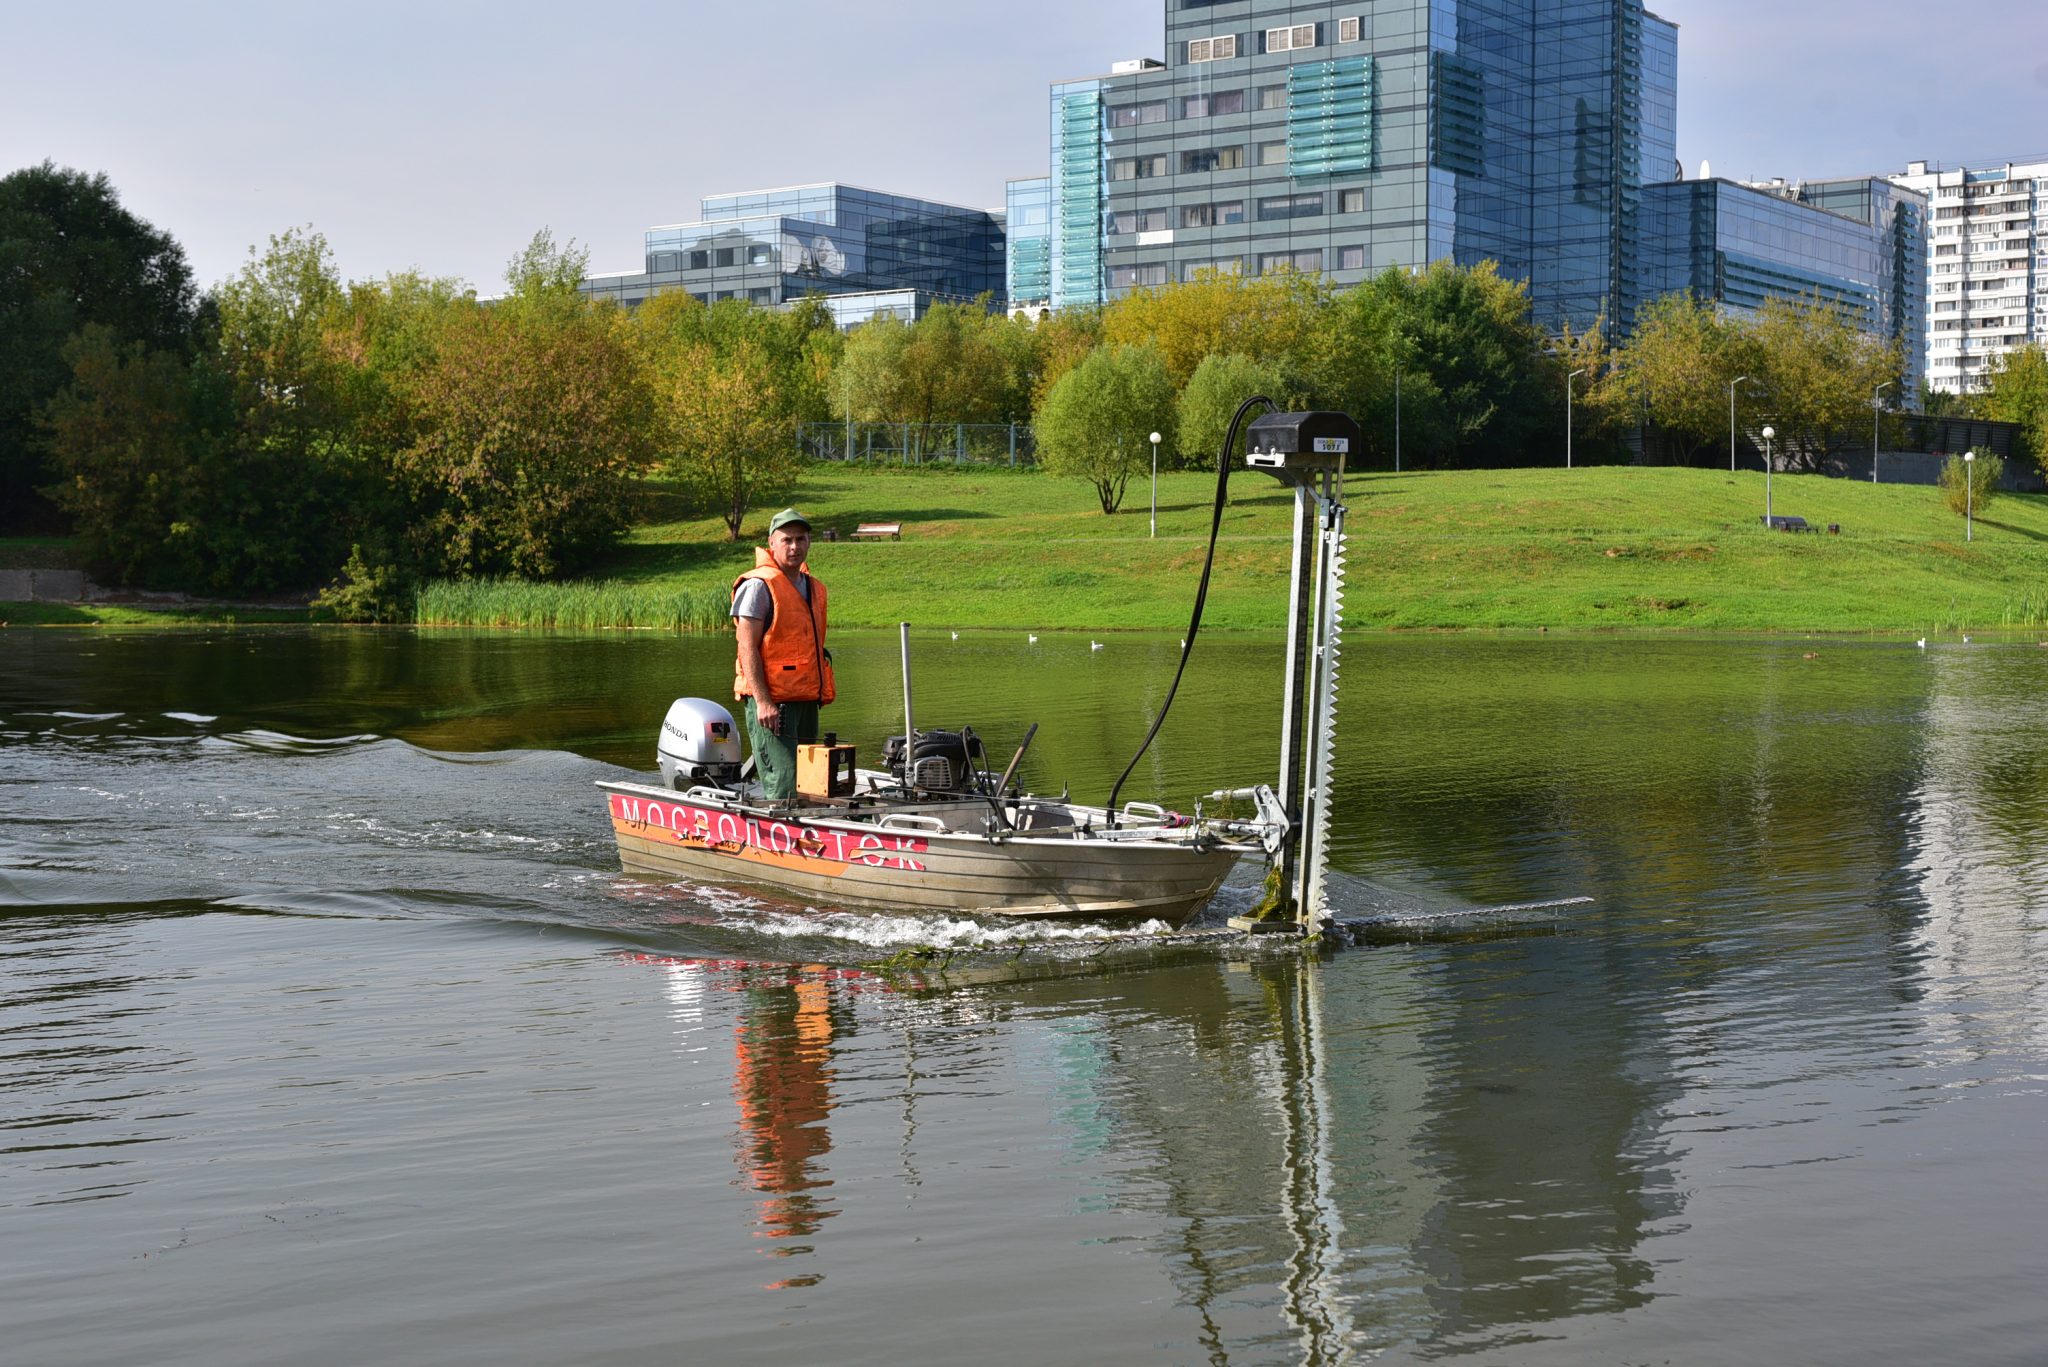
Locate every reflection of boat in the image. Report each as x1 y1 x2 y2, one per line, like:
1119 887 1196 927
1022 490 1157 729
599 704 1285 926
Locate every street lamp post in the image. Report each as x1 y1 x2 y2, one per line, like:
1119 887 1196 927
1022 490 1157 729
1762 425 1775 525
1965 449 1975 542
1568 369 1586 469
1730 375 1750 472
1872 381 1893 484
1394 366 1401 473
1149 431 1161 538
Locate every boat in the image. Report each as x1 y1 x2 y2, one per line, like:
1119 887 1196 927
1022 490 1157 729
599 699 1288 927
600 406 1369 935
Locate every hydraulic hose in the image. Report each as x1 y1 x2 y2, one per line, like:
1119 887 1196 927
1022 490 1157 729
1107 395 1274 822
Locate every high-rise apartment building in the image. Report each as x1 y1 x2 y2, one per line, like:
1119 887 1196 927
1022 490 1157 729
1890 159 2048 395
1028 0 1678 331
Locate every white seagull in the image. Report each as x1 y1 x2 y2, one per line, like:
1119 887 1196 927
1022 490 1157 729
1027 634 1038 643
1090 640 1104 651
1916 638 1927 649
951 631 959 640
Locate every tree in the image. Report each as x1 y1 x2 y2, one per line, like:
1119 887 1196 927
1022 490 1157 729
0 162 200 529
658 339 802 539
397 301 653 577
1745 294 1899 470
1613 291 1749 464
1026 306 1103 413
39 327 231 585
1034 343 1175 513
1178 352 1298 468
832 299 1004 454
1312 260 1552 468
1938 449 2002 521
1979 344 2048 473
1102 269 1326 389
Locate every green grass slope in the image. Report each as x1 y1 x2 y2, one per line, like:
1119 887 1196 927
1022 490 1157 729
589 463 2048 633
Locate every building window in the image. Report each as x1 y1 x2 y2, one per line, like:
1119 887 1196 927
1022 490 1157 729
1258 85 1287 111
689 250 710 270
716 247 736 268
1180 200 1245 228
749 245 774 266
1180 89 1245 118
1109 263 1170 288
1337 188 1365 213
651 252 681 273
1108 208 1169 235
1110 100 1168 127
1259 248 1323 275
749 287 772 304
1110 155 1169 181
1186 34 1238 63
1258 141 1289 166
1337 16 1362 43
1257 192 1324 220
1337 245 1365 270
1265 23 1317 53
1181 146 1246 173
1182 258 1243 282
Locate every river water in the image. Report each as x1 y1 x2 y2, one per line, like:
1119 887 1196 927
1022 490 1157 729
3 628 2045 1365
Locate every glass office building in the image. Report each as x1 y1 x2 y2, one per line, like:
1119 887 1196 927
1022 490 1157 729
580 183 1006 325
1006 176 1053 311
1022 0 1679 331
1641 177 1928 397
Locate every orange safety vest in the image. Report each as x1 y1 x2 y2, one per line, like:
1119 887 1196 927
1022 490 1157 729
733 550 836 705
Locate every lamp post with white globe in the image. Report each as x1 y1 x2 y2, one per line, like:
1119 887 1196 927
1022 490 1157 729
1149 431 1162 538
1763 425 1776 526
1965 449 1975 542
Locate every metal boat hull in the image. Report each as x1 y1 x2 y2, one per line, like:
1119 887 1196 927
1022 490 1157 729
600 781 1243 926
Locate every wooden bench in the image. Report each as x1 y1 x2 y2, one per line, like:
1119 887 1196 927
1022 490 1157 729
851 522 902 541
1761 515 1819 533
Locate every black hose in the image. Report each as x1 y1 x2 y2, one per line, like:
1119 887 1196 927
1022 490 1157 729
1107 395 1274 822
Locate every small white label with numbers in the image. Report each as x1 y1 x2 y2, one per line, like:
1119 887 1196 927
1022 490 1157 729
1313 437 1350 453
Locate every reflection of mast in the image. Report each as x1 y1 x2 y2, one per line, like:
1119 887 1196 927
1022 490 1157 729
1270 962 1357 1359
731 968 838 1278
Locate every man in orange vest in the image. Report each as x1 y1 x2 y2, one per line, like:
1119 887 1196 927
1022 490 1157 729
732 508 835 801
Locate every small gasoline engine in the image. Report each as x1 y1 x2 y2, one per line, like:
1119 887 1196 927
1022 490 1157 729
882 728 986 794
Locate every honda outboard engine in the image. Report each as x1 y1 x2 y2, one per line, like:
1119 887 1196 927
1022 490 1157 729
657 698 743 789
883 728 985 794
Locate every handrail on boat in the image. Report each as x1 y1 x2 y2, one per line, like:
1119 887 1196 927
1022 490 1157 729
877 812 950 832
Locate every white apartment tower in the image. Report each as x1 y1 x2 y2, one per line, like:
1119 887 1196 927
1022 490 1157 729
1892 158 2048 396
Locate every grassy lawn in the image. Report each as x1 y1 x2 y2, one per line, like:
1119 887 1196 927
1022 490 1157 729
10 462 2047 633
591 462 2048 633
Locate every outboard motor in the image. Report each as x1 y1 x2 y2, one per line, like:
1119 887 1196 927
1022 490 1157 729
883 728 985 793
657 698 743 789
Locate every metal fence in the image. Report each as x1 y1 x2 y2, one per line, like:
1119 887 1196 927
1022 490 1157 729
798 421 1036 466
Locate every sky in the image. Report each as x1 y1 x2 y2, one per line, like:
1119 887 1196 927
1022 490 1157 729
6 0 2047 294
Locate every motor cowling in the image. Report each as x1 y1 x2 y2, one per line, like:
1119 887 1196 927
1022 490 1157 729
883 729 985 793
658 698 743 789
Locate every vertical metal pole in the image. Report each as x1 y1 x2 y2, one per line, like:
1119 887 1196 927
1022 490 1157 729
899 621 916 765
1295 480 1345 929
1271 484 1318 917
1394 368 1401 473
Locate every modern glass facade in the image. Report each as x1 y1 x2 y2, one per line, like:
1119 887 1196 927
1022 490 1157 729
1023 1 1680 332
1006 176 1053 309
1640 178 1928 398
580 183 1005 323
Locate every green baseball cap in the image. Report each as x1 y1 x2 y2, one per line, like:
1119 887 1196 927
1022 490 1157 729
768 508 811 535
